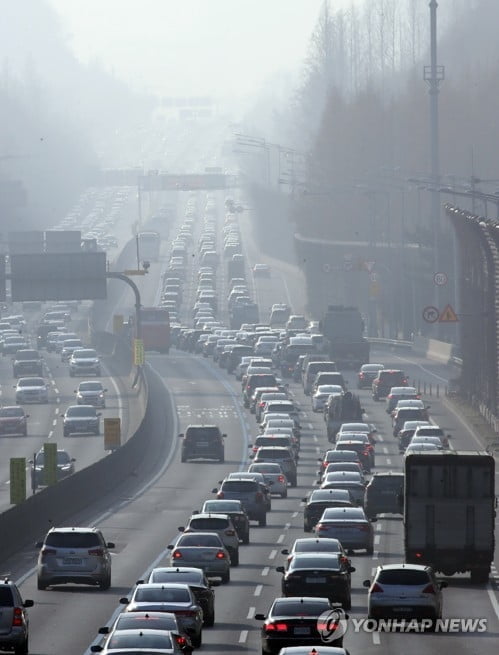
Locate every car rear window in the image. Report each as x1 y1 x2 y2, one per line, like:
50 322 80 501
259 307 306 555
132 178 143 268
186 427 220 440
178 534 221 547
256 448 292 460
116 614 176 631
290 555 341 570
45 532 100 548
135 587 190 603
0 588 14 606
273 599 330 615
108 633 173 649
189 518 228 530
221 480 258 492
377 570 430 585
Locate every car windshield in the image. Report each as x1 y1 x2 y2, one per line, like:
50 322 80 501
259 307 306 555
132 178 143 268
134 588 190 603
36 451 70 465
18 378 44 387
177 534 222 547
73 350 97 358
272 599 330 616
66 406 96 417
371 476 403 488
79 382 102 391
0 407 24 417
250 463 282 474
221 480 257 492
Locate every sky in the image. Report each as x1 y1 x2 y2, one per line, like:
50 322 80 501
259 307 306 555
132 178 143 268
47 0 355 99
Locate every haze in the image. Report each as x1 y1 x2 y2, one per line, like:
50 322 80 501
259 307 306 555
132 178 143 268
48 0 353 98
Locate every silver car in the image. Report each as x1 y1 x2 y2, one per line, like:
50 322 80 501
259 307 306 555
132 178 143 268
75 380 107 407
119 583 203 648
314 506 374 553
248 462 288 498
179 513 240 566
36 527 114 590
364 563 446 625
91 628 184 654
14 377 49 403
168 532 231 583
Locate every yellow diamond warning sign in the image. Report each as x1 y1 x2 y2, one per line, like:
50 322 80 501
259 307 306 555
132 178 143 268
439 304 458 323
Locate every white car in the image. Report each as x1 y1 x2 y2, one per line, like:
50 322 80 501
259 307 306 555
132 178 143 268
15 377 49 403
69 348 101 377
312 385 344 412
75 380 107 407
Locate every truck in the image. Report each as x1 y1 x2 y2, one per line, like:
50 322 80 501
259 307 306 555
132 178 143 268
319 305 369 369
404 451 495 583
325 391 365 442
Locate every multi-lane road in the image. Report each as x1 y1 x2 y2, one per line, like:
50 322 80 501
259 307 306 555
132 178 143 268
0 179 497 655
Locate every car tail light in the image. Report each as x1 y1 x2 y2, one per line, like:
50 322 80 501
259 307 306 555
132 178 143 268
315 524 328 531
225 529 236 536
12 608 23 627
255 492 263 502
176 636 187 647
176 610 197 617
88 548 104 556
41 547 56 557
359 373 364 379
359 524 370 531
216 550 226 559
422 584 436 594
415 552 423 559
318 617 338 631
266 622 288 632
217 492 224 499
278 475 285 483
387 394 393 399
322 461 328 469
173 550 183 559
371 583 383 593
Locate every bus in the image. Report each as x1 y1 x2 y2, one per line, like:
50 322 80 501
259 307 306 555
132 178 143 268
138 231 161 262
140 307 170 353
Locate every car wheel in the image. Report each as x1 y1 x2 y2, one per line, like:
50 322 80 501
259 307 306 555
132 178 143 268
343 597 352 610
181 453 187 462
95 369 101 376
14 638 28 655
221 570 230 584
99 575 111 590
290 477 297 487
37 578 47 591
69 371 74 377
281 490 288 498
63 429 70 437
231 549 239 566
219 453 225 463
259 514 267 527
22 428 27 437
204 609 215 627
191 631 202 648
304 523 311 532
94 429 100 436
242 531 250 545
366 545 374 555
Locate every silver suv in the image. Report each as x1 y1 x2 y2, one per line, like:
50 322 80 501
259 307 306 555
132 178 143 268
69 348 101 377
0 578 33 654
179 513 240 566
36 527 114 590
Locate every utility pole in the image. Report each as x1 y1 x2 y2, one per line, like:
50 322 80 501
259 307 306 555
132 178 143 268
424 0 445 317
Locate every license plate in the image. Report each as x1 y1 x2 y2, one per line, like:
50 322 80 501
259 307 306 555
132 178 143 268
306 577 326 583
294 627 310 635
197 442 208 447
202 551 213 560
63 558 82 565
393 607 410 612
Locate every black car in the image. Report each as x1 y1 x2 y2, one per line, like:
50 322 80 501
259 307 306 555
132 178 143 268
255 597 345 653
201 499 250 544
302 489 353 532
277 553 355 609
180 425 226 462
12 349 43 377
357 363 384 389
364 472 404 520
213 478 267 526
146 566 217 627
372 369 407 400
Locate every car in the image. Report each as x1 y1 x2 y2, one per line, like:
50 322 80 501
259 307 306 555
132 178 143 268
74 380 107 407
412 424 449 445
69 348 101 376
364 472 404 519
322 461 366 482
62 404 101 436
14 377 49 403
255 596 345 653
397 420 432 452
385 386 420 414
302 489 354 532
97 612 193 654
179 513 240 565
248 462 288 498
314 506 374 554
364 563 447 626
256 392 289 422
244 373 278 407
392 405 430 437
167 532 231 584
372 369 408 400
251 386 282 415
253 263 271 277
36 526 114 590
277 648 349 655
357 363 384 389
1 335 29 355
0 578 33 655
250 435 298 462
281 537 351 567
60 338 84 362
119 583 203 647
225 472 272 511
312 385 343 412
409 435 446 450
200 499 250 544
404 442 440 456
12 349 43 377
317 450 361 477
319 472 366 506
213 478 267 526
332 438 373 473
336 422 377 444
252 446 298 487
31 448 75 486
277 553 355 609
147 567 216 627
91 627 184 654
0 406 29 436
179 425 226 462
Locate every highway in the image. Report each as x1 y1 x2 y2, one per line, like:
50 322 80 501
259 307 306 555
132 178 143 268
1 174 498 654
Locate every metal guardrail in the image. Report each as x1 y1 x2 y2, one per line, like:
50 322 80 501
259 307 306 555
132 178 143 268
368 337 413 349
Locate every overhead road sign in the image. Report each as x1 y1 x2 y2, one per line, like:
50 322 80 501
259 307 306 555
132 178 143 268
139 173 238 192
11 252 107 301
439 304 458 322
423 306 440 323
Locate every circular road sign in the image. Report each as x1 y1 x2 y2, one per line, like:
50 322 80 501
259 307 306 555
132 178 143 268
423 305 440 324
433 272 448 286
